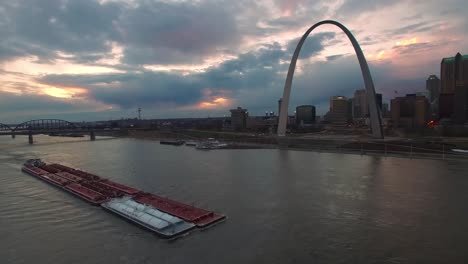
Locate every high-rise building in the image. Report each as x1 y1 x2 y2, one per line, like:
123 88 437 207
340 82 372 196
278 98 282 117
382 103 389 118
453 85 468 124
347 98 353 120
352 89 368 118
352 89 382 118
441 53 468 94
426 75 441 117
391 94 429 128
230 107 248 131
326 96 349 126
295 105 316 126
330 96 348 114
426 75 441 102
439 93 454 119
440 53 468 124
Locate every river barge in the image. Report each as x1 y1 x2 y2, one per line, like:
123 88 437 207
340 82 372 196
160 140 185 146
21 159 225 238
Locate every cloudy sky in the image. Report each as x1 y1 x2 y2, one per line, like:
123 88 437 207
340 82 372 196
0 0 467 123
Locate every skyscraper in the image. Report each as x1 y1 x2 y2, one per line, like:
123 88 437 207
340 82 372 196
426 75 441 117
441 53 468 94
440 53 468 123
352 89 382 119
278 98 282 117
391 94 429 128
426 75 440 102
326 96 349 126
352 89 368 118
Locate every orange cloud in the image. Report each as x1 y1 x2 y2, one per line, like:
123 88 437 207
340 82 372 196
42 86 88 99
197 97 230 109
396 37 418 46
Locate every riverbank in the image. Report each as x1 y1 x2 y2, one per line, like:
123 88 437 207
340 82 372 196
120 129 468 161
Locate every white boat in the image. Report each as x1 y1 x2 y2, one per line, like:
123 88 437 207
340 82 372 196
185 140 198 146
452 149 468 153
195 138 228 150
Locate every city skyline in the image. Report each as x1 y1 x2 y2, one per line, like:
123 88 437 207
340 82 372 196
1 0 468 123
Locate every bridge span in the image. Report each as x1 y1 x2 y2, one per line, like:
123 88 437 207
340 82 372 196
0 119 119 144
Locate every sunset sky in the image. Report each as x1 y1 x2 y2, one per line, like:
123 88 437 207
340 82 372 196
1 0 467 123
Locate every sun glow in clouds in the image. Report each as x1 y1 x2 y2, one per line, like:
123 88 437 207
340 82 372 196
42 86 87 99
198 97 230 109
396 37 418 46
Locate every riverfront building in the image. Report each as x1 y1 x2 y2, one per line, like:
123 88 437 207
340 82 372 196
295 105 316 126
391 94 429 129
326 96 349 127
230 107 248 131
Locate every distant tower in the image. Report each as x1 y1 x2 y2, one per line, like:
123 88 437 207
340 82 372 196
138 107 142 120
426 75 440 117
278 98 283 117
230 107 248 131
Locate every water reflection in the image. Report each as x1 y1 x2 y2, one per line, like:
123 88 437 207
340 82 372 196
1 136 468 263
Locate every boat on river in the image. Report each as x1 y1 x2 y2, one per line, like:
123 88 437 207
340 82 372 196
160 140 185 146
21 159 225 238
195 138 228 150
185 140 198 146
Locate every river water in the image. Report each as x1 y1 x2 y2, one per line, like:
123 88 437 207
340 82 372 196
1 135 468 263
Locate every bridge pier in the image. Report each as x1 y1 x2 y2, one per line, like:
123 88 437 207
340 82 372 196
28 131 33 144
90 130 95 141
11 133 15 139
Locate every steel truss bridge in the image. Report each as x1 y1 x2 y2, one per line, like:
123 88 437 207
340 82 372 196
0 119 117 144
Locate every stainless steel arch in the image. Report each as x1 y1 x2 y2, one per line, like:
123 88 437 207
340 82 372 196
277 20 383 138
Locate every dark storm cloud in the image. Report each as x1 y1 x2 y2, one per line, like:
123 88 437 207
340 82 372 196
0 91 88 114
38 33 336 110
287 32 336 58
118 0 240 65
0 0 239 66
0 0 121 62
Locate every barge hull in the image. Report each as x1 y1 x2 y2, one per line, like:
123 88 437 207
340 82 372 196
133 193 226 227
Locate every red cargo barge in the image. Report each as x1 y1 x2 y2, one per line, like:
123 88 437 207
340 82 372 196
133 193 225 227
22 166 71 188
64 183 109 205
21 159 226 237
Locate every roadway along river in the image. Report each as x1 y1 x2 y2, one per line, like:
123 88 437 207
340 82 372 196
1 135 468 263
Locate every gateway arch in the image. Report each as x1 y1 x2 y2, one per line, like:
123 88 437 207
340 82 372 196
277 20 384 138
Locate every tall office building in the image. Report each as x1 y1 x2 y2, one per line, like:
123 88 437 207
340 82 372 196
382 103 389 118
295 105 316 126
441 53 468 93
440 53 468 123
327 96 349 126
352 89 368 118
426 75 441 102
278 98 282 117
352 89 382 118
330 96 348 113
439 94 454 119
230 107 248 131
426 75 441 117
391 94 429 128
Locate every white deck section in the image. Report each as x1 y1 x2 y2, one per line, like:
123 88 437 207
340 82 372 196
102 196 194 234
